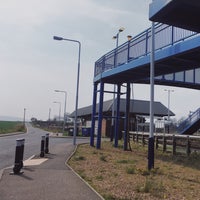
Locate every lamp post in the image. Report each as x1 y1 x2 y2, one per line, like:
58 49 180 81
148 21 155 170
23 108 26 127
112 27 125 47
164 89 174 133
48 108 51 121
53 101 61 122
111 28 124 140
53 36 81 146
127 35 132 61
48 108 51 129
55 90 67 133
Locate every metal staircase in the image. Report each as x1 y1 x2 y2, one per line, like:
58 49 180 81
177 108 200 135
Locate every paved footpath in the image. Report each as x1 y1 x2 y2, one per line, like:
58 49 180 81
0 142 104 200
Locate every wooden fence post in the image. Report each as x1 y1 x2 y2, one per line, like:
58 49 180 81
172 135 176 155
142 133 145 146
155 136 159 149
186 136 191 156
136 133 139 143
133 133 135 142
163 136 166 152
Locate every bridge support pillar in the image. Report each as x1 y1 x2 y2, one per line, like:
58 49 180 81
124 82 130 151
90 83 98 147
96 81 104 149
148 21 155 170
114 84 121 148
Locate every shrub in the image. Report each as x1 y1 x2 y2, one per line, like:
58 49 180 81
136 177 165 198
126 166 136 174
74 155 85 161
100 155 107 162
96 175 103 181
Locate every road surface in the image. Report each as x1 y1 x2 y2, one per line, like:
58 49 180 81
0 123 89 170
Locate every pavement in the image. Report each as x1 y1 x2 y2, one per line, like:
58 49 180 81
0 141 104 200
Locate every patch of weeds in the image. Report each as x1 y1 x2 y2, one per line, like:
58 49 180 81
92 151 98 154
100 169 106 173
136 177 165 199
151 167 164 175
62 132 68 136
118 143 124 149
138 167 163 176
117 159 136 164
190 151 200 159
103 194 116 200
74 155 86 161
77 169 86 179
151 179 165 198
117 159 129 164
112 172 118 177
126 166 136 174
100 155 107 162
139 169 150 176
138 178 152 193
96 175 103 181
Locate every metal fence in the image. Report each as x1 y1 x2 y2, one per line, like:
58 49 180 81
177 108 200 134
94 23 198 77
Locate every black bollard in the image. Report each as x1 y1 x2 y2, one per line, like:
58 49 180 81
45 133 49 154
13 138 25 174
40 136 45 157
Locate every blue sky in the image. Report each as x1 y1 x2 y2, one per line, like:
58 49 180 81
0 0 199 121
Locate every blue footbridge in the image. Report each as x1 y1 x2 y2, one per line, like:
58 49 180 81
90 0 200 150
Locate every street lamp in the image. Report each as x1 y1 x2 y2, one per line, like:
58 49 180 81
48 108 51 129
111 28 125 140
48 108 51 121
127 35 132 62
127 35 132 41
23 108 26 127
164 89 174 133
53 36 81 145
55 90 67 133
53 101 61 122
112 27 125 45
148 21 155 170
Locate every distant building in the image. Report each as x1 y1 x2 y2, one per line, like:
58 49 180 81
70 98 175 137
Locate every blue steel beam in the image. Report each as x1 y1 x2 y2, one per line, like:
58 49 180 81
90 83 98 147
136 68 200 90
114 84 121 148
96 81 104 149
124 83 130 151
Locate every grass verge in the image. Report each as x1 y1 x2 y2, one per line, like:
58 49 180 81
68 141 200 200
0 121 25 134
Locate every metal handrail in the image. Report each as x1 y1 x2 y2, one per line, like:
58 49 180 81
177 108 200 134
94 23 198 77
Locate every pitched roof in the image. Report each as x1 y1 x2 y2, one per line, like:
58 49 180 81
70 98 175 117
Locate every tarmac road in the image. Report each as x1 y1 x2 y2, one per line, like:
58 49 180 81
0 131 103 200
0 123 90 170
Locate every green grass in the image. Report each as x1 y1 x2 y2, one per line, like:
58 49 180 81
0 121 25 134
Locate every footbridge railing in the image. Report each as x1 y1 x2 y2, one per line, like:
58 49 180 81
95 23 198 77
177 108 200 134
